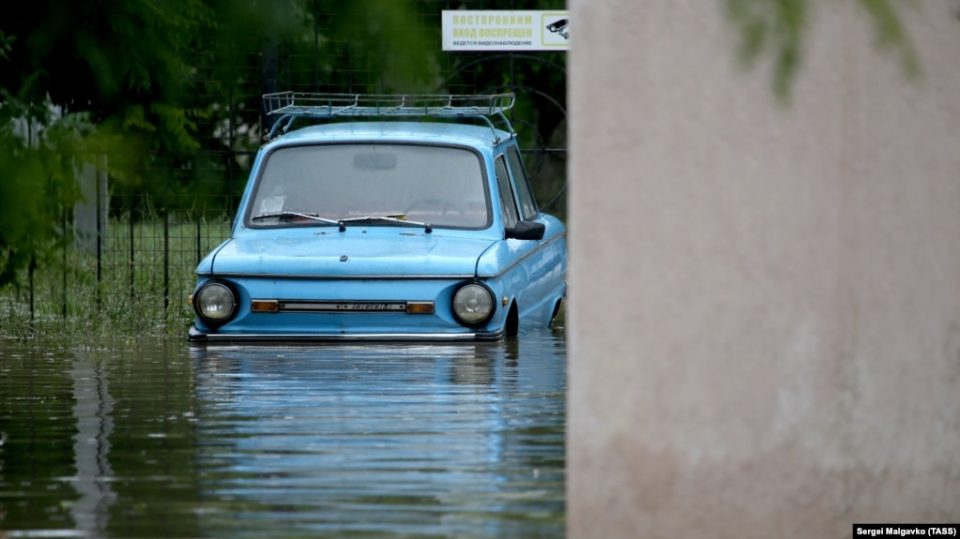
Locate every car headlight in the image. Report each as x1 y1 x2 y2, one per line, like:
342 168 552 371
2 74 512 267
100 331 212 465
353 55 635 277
194 282 237 325
452 283 494 326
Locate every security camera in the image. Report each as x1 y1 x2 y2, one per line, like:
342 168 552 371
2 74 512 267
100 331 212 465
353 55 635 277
546 19 569 40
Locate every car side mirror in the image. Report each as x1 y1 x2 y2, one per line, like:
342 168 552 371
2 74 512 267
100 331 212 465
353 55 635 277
506 220 545 240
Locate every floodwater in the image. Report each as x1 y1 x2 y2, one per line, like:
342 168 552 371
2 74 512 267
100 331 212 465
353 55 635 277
0 331 566 538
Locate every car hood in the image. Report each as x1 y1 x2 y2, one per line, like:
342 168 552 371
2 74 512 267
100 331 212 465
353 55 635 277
210 229 495 278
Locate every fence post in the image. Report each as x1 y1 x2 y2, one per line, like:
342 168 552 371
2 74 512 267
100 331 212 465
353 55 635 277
95 159 102 309
196 219 202 266
129 204 135 300
61 209 67 320
228 88 237 220
28 257 35 323
163 211 170 322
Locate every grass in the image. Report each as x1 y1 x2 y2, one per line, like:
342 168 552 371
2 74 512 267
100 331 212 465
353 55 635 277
0 214 232 344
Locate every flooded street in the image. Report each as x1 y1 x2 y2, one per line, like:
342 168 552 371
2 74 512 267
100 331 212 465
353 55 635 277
0 331 566 538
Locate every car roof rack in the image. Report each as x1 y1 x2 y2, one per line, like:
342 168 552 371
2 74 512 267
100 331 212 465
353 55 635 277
262 92 516 143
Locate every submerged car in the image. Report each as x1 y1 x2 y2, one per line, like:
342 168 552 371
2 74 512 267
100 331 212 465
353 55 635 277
188 93 566 342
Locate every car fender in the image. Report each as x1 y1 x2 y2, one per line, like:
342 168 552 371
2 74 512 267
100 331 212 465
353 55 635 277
475 218 567 328
196 238 234 276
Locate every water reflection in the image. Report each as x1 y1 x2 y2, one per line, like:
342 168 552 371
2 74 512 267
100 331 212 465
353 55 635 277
190 335 565 538
69 352 116 535
0 346 79 537
0 331 566 538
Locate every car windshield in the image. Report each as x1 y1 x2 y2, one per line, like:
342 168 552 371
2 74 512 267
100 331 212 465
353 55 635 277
248 144 489 229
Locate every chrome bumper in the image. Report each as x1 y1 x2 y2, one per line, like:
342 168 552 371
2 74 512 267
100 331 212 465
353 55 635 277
188 325 503 343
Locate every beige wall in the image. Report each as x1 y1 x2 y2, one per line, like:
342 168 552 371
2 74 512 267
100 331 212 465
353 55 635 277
568 1 960 537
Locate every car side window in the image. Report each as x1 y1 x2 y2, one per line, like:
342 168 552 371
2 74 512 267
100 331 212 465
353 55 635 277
506 146 538 220
495 155 519 230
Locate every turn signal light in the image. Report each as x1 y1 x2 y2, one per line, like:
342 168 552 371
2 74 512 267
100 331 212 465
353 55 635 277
405 301 435 314
251 299 280 313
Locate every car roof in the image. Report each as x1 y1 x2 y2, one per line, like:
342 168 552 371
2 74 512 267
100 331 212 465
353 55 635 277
267 121 513 150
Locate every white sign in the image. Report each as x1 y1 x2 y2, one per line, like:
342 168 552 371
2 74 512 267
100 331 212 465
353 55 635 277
442 10 569 51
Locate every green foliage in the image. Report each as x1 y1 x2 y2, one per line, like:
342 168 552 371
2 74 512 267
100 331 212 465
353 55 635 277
0 0 217 287
0 101 90 286
726 0 920 101
0 32 12 60
334 0 440 92
856 0 921 77
726 0 807 99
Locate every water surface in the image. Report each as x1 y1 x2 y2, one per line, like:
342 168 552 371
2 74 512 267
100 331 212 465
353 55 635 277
0 332 566 538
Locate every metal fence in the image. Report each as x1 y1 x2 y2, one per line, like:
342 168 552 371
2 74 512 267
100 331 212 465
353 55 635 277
0 1 567 336
2 210 232 334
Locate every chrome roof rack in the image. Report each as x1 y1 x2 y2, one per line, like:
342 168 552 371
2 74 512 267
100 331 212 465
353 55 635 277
262 92 516 143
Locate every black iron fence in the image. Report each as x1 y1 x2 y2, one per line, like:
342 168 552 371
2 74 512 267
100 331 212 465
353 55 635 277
3 208 232 336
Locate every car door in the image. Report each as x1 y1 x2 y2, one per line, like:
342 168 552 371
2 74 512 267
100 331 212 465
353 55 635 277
497 146 566 326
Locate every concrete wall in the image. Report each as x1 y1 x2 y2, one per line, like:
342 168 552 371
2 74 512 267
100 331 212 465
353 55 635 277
568 1 960 537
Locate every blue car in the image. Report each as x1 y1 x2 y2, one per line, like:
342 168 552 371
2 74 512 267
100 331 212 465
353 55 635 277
188 93 567 342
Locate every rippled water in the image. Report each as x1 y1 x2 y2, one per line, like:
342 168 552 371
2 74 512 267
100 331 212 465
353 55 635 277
0 332 566 538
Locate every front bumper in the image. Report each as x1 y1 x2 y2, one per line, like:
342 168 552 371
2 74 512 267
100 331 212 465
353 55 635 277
189 275 508 343
188 325 504 343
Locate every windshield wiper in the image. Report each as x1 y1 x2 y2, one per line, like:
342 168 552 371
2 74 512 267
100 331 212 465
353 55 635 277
251 211 339 225
338 215 432 233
